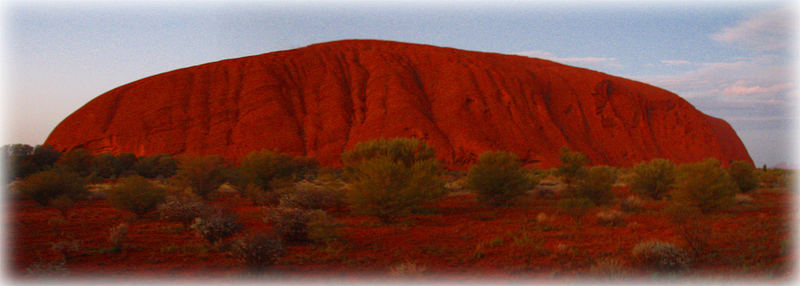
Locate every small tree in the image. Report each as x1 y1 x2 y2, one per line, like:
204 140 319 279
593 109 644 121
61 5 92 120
135 154 177 178
172 155 230 199
630 158 675 200
556 146 589 189
30 145 61 171
342 138 445 223
105 175 166 217
91 153 119 179
57 148 94 176
727 161 758 193
674 158 737 213
114 153 138 177
236 150 301 191
573 165 617 205
467 151 530 207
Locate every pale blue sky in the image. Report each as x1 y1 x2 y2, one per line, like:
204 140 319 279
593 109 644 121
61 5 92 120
3 1 795 167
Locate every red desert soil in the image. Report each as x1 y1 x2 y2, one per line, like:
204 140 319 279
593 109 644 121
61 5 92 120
9 187 790 279
44 40 751 168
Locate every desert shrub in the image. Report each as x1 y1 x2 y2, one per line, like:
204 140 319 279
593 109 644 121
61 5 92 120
341 137 437 169
105 175 166 217
48 195 75 217
91 153 119 179
573 165 616 205
664 203 710 259
629 158 675 200
242 183 283 206
631 240 689 274
342 138 445 222
191 211 242 244
557 197 594 225
306 210 341 244
108 223 128 252
265 207 316 244
466 151 531 207
620 195 645 212
673 158 736 213
230 234 285 271
236 149 313 191
556 146 589 188
135 154 177 179
25 259 69 276
172 155 230 199
50 239 81 261
727 160 758 193
279 181 344 210
596 209 625 226
56 148 94 176
158 196 212 229
17 169 88 209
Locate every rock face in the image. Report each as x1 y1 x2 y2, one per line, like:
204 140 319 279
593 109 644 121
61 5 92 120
45 40 752 168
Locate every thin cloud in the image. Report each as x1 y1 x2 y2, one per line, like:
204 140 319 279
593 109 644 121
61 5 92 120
515 50 622 69
660 59 692 66
711 7 793 52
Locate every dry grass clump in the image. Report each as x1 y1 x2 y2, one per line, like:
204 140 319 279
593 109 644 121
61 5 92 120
631 240 689 274
620 195 645 212
734 193 754 205
388 261 427 276
596 209 625 226
108 223 128 252
589 257 627 278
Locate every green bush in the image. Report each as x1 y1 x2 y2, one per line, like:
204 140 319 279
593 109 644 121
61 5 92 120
727 161 758 193
135 154 177 179
573 165 616 205
674 159 737 213
17 169 88 209
466 151 530 207
105 175 166 217
172 155 230 199
556 146 589 188
342 138 445 222
230 234 285 271
629 158 675 200
631 240 689 273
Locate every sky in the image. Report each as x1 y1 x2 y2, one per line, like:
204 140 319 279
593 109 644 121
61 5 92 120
1 0 796 168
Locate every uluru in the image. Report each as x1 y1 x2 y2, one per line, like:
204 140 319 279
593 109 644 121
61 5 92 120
44 39 752 168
